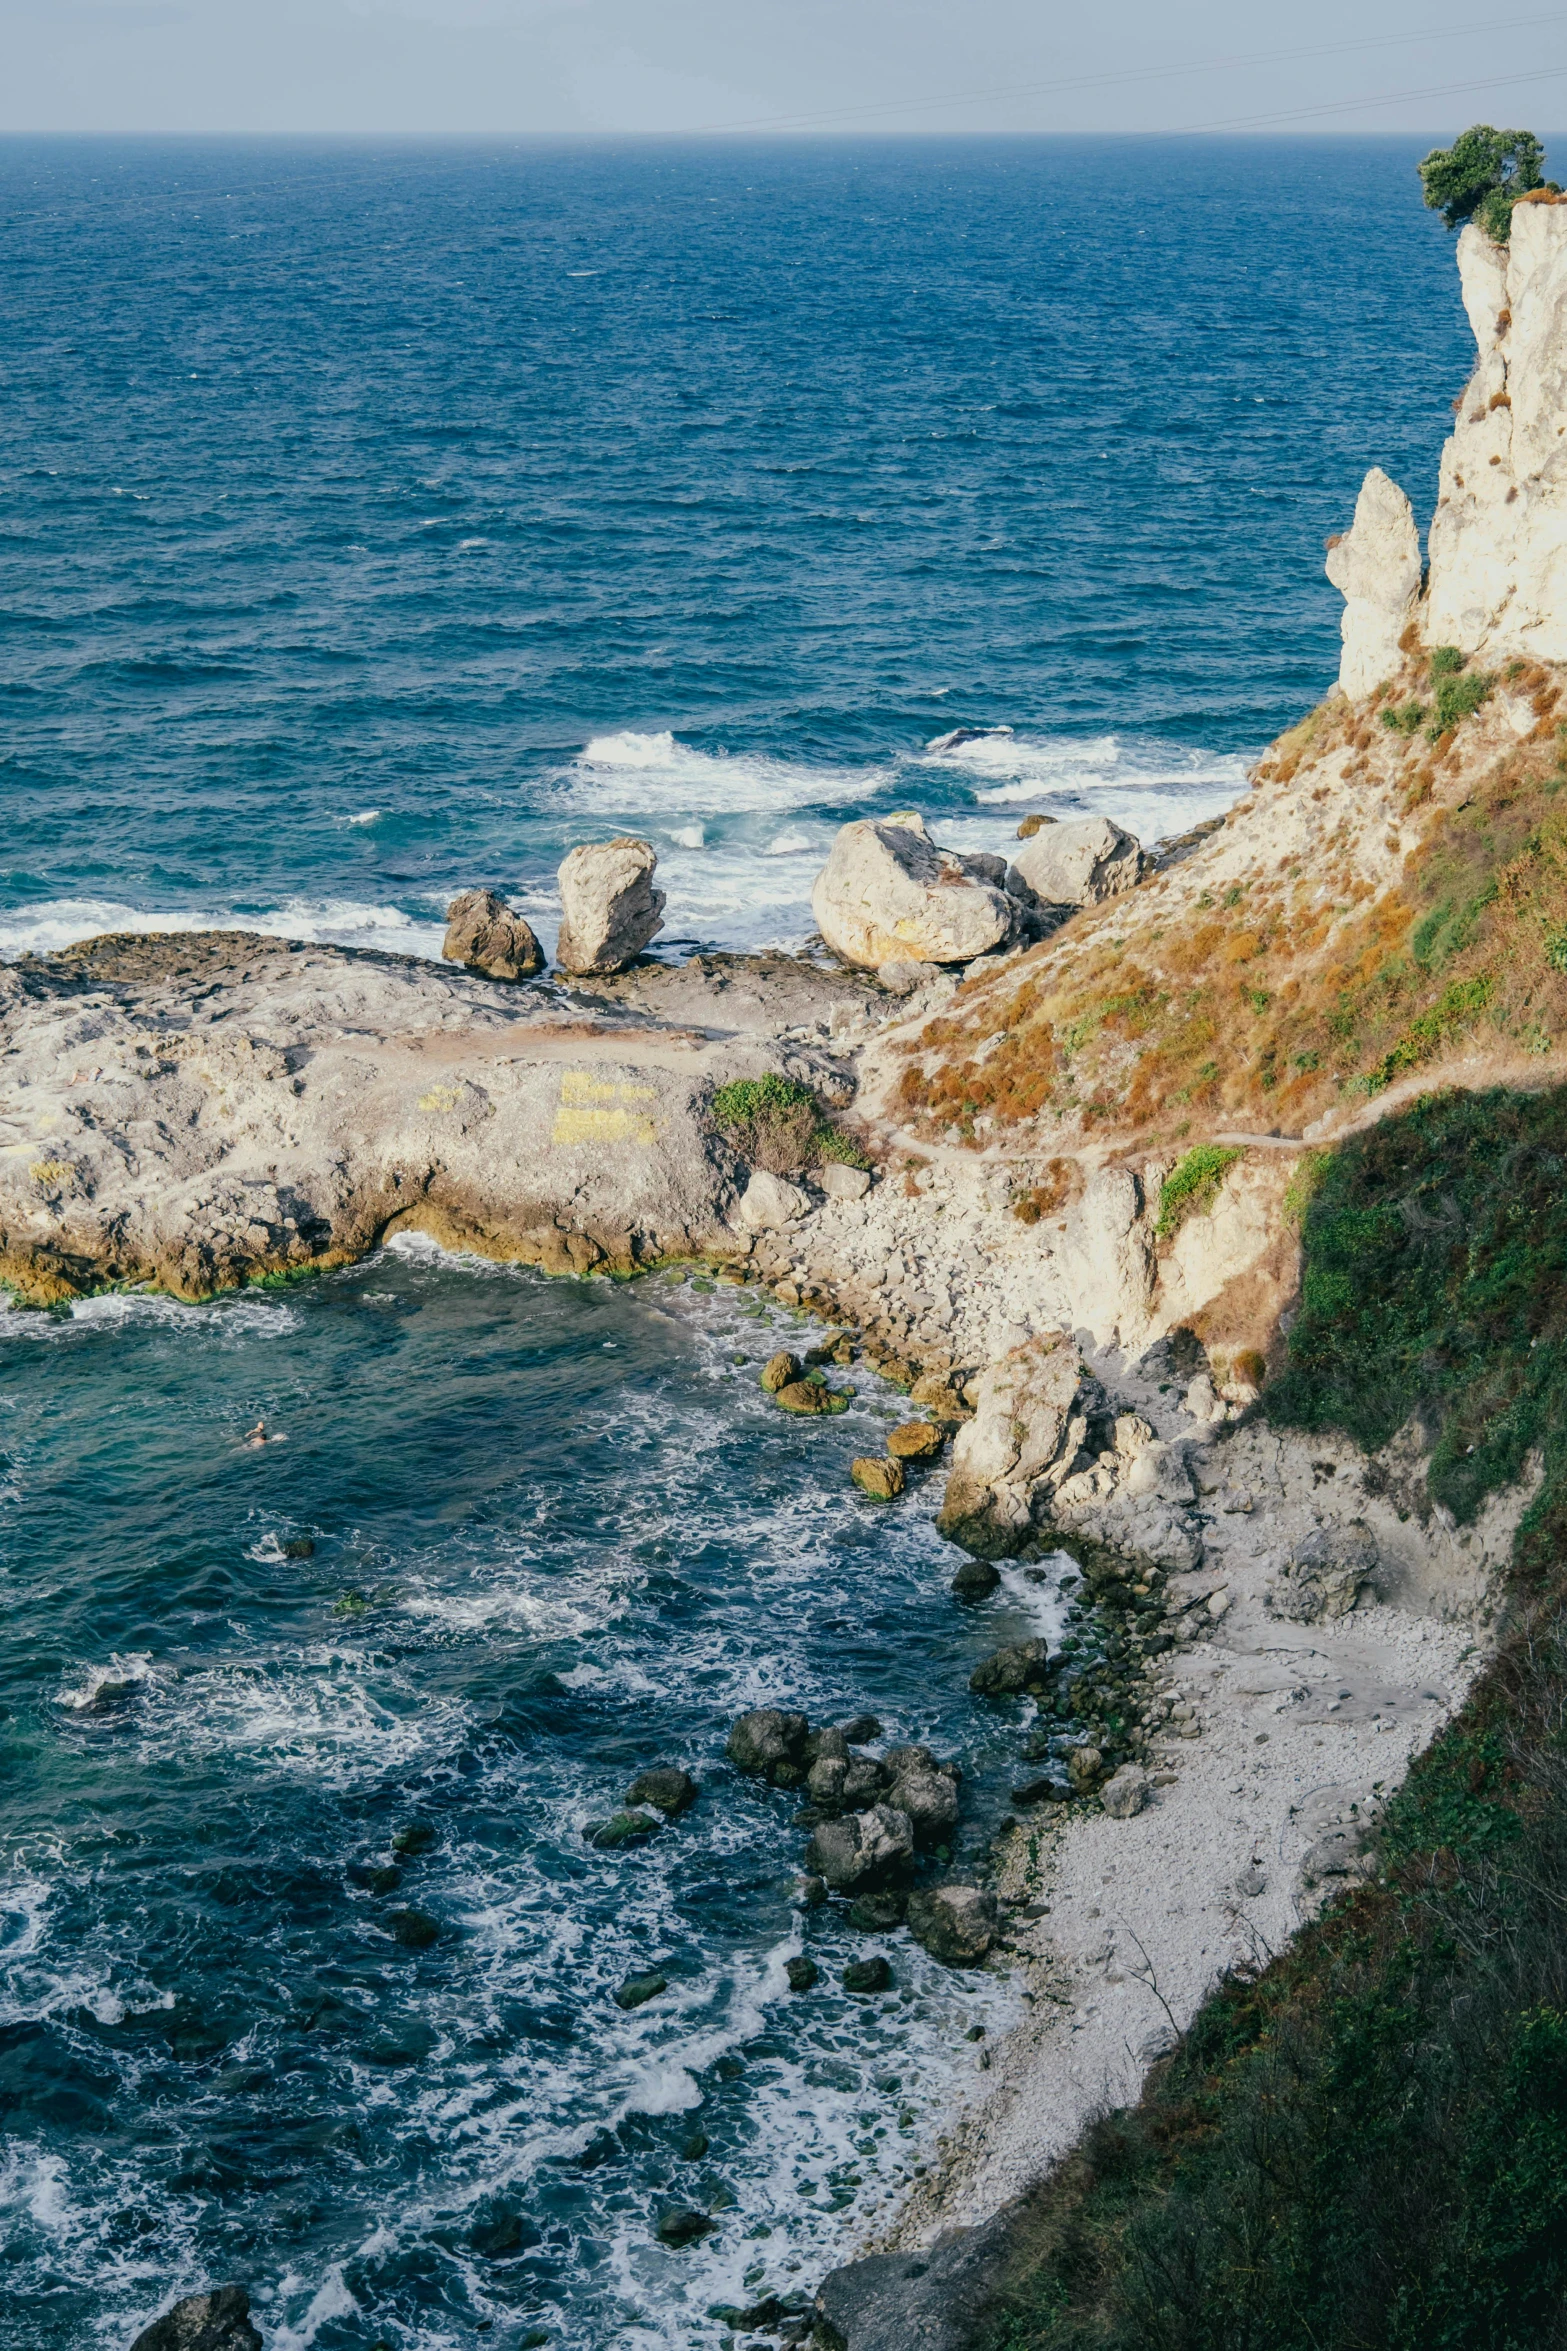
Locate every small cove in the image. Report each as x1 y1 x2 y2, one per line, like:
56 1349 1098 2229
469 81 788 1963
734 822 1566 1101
0 1242 1074 2349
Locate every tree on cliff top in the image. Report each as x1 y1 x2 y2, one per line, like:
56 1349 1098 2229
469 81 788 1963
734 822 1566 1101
1419 124 1546 243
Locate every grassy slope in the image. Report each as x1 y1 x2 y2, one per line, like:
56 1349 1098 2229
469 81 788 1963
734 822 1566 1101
969 1086 1567 2351
896 655 1567 1153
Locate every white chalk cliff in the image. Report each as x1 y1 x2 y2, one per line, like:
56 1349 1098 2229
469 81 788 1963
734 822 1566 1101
1331 196 1567 683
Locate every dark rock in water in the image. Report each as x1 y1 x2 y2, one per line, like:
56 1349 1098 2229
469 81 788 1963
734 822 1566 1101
655 2204 715 2247
785 1955 820 1992
615 1969 668 2011
727 1708 809 1785
794 1873 828 1907
839 1715 882 1746
804 1725 849 1767
1010 1777 1064 1808
905 1885 997 1967
364 2017 438 2067
968 1640 1053 1698
680 2128 709 2161
950 1558 1000 1601
589 1809 662 1850
806 1803 913 1890
283 1537 315 1559
925 724 1014 754
841 1956 892 1994
574 2128 622 2170
469 2203 542 2259
841 1755 888 1809
346 1861 402 1894
129 2286 262 2351
713 2297 787 2332
392 1821 437 1856
815 2204 1020 2350
387 1907 441 1950
624 1765 698 1815
847 1890 906 1931
884 1764 959 1848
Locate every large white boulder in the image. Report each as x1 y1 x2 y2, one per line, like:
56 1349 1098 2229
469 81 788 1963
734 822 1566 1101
937 1333 1099 1556
811 812 1015 969
1005 816 1145 911
737 1170 809 1230
556 838 666 976
1325 467 1423 698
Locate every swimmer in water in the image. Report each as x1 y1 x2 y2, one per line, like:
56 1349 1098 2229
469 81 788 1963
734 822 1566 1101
245 1422 267 1447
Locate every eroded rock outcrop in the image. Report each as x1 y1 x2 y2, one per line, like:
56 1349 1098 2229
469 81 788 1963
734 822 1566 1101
1005 816 1146 913
1333 199 1567 671
556 837 666 974
812 813 1016 971
1324 467 1422 697
441 889 543 981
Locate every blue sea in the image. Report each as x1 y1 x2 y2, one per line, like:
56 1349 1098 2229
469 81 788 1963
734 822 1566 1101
0 138 1475 2350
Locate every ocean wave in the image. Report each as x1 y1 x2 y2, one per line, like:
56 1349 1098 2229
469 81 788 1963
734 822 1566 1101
563 729 887 819
0 895 448 965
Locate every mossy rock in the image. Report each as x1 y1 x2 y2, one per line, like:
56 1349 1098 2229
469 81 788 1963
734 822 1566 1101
851 1455 905 1500
589 1810 661 1851
775 1379 849 1416
887 1419 943 1461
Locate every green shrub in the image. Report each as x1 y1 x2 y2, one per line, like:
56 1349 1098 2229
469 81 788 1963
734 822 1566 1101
1381 700 1427 737
709 1073 869 1174
1419 124 1545 243
1427 668 1494 740
1429 644 1466 679
1154 1144 1243 1240
968 1088 1567 2351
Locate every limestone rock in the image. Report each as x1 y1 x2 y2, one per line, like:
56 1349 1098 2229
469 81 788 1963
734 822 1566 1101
887 1419 943 1461
555 837 666 975
812 812 1015 970
905 1883 997 1966
1005 817 1145 913
815 2208 1019 2351
819 1159 871 1201
1066 1746 1103 1790
1272 1524 1378 1621
760 1350 802 1393
130 2289 262 2351
739 1171 809 1230
1325 468 1422 698
1056 1165 1156 1349
727 1708 810 1784
1421 205 1567 663
1100 1766 1150 1820
937 1334 1100 1556
852 1455 905 1500
441 889 544 981
805 1801 914 1889
776 1377 850 1417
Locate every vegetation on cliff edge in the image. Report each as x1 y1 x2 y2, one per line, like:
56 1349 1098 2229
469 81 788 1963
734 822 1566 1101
971 1086 1567 2351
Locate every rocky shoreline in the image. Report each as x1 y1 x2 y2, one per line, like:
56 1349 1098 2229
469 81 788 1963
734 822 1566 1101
1 917 1527 2351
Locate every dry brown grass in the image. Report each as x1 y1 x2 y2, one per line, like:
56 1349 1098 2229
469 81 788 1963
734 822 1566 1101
896 670 1567 1150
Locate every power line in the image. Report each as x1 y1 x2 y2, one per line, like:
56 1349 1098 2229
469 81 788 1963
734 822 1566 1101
679 10 1567 138
1181 59 1567 135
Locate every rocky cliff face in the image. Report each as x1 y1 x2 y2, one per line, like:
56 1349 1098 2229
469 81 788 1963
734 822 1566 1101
1334 197 1567 682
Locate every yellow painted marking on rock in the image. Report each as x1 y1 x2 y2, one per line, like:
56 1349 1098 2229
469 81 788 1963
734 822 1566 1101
551 1071 660 1147
558 1070 657 1107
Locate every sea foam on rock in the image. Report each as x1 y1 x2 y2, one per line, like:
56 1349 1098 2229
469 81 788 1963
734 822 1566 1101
129 2287 262 2351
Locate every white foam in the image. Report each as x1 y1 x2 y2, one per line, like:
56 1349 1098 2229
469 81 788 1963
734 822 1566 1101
0 895 447 965
671 824 705 849
566 730 887 818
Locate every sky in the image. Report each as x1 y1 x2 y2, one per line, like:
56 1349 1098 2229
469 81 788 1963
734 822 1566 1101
3 0 1567 138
